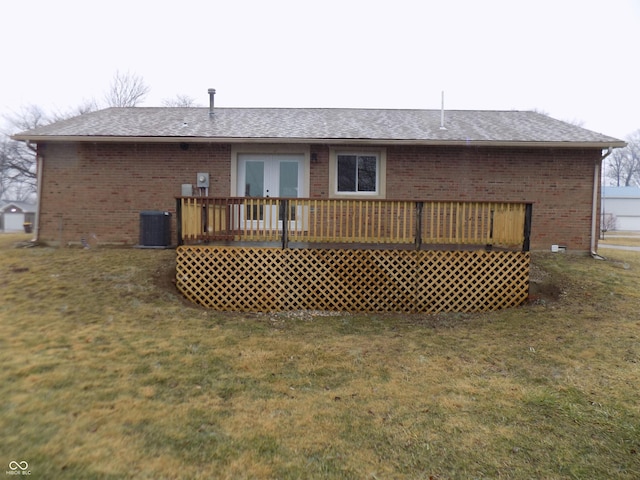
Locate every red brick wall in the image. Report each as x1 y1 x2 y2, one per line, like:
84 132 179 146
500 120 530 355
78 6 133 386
385 145 601 251
38 142 230 245
37 142 600 251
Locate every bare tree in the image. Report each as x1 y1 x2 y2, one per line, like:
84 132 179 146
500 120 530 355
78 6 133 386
104 70 150 107
601 212 617 236
1 101 100 200
162 94 200 107
606 130 640 187
0 139 13 199
0 138 37 201
2 71 154 199
0 105 52 200
607 149 630 186
5 104 50 132
55 98 100 119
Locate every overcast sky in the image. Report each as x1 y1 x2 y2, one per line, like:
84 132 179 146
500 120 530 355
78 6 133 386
1 0 638 138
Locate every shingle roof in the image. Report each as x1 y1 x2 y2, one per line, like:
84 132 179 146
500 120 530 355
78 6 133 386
12 107 625 147
0 201 37 213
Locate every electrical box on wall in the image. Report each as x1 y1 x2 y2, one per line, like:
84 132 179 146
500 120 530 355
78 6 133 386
181 184 193 196
196 172 209 188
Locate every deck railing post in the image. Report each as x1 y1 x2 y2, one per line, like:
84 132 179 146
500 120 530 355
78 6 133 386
415 201 423 250
176 198 183 246
280 199 289 249
523 203 533 252
201 198 208 242
489 209 495 246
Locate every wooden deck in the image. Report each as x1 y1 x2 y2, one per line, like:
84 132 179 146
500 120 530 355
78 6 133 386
174 197 532 312
176 197 532 251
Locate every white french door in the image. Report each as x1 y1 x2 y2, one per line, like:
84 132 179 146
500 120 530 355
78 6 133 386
237 154 306 231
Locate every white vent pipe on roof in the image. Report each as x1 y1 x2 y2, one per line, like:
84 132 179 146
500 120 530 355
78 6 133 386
439 91 447 130
208 88 216 116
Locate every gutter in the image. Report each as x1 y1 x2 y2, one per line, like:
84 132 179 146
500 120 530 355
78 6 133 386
8 134 628 149
591 147 613 259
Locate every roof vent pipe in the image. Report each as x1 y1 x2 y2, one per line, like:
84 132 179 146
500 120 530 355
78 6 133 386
208 88 216 116
439 91 447 130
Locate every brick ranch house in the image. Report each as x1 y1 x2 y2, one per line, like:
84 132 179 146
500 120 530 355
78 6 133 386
12 100 625 253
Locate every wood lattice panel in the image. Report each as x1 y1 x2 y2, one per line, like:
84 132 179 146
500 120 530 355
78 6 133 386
176 246 530 313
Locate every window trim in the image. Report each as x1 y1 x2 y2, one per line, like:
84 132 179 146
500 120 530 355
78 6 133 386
329 147 386 199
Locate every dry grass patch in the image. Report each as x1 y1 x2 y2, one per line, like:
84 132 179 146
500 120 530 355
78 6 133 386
601 231 640 247
1 234 639 479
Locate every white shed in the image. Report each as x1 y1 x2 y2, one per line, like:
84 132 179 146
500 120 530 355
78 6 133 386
0 201 37 232
602 187 640 231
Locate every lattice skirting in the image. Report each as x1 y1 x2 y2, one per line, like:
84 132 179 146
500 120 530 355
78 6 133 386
176 246 530 313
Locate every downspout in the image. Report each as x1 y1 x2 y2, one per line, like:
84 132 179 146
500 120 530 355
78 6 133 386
34 148 44 243
591 147 612 259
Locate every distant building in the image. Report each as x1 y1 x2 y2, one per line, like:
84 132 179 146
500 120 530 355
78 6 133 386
602 186 640 231
0 201 37 232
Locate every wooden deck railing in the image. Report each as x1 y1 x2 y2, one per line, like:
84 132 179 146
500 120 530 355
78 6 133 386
176 197 532 251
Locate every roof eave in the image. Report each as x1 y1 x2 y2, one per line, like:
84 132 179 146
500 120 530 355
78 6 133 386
11 135 628 149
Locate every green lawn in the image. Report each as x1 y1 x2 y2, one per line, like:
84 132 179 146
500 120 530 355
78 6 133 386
1 233 639 479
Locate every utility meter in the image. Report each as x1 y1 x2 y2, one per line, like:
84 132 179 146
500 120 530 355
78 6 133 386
196 172 209 188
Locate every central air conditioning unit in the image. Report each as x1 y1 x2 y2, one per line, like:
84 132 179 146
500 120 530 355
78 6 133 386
139 211 172 248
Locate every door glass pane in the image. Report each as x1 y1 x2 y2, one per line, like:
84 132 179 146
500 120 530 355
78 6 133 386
245 161 264 197
279 161 299 197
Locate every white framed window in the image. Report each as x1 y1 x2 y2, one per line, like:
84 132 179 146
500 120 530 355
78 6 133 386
329 148 386 198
